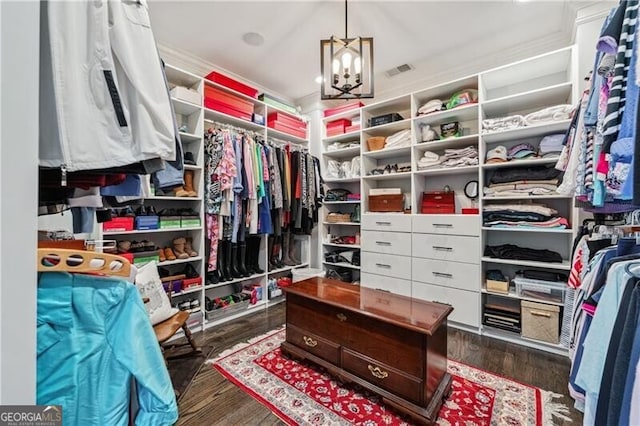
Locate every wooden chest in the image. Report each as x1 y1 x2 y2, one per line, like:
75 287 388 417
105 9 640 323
369 194 404 212
282 278 453 425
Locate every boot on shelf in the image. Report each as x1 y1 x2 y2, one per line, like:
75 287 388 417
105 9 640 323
183 170 197 197
164 247 177 261
249 236 264 274
206 270 219 285
238 241 251 277
230 243 243 278
281 230 296 266
273 236 285 269
184 237 198 257
158 248 166 263
224 240 234 281
218 240 231 282
268 236 276 271
289 233 302 265
172 237 189 259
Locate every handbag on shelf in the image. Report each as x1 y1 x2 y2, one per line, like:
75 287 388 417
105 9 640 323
324 189 351 202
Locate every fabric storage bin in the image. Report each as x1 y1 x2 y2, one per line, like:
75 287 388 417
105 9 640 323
170 86 200 105
181 216 201 228
135 215 159 230
514 277 566 304
521 300 560 344
205 71 258 98
159 216 181 229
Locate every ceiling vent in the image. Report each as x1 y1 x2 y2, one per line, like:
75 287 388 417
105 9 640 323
385 63 414 78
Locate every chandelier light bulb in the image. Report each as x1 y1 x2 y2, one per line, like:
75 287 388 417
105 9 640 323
342 52 352 74
354 56 361 74
332 59 340 74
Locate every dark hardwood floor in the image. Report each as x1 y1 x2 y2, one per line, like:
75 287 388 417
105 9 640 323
168 303 582 425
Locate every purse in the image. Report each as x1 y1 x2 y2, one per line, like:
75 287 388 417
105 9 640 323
324 188 351 202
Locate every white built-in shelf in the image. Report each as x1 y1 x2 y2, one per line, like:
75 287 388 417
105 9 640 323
481 227 573 234
363 171 412 181
266 127 308 145
183 164 202 171
481 82 573 118
165 65 203 89
268 263 310 275
483 194 572 201
323 130 361 143
323 222 360 226
482 157 558 169
324 177 361 183
323 200 361 205
362 145 411 159
145 196 202 201
322 146 361 158
323 261 361 270
179 131 202 144
267 296 287 307
324 242 361 249
413 103 479 126
415 165 479 176
362 118 412 135
481 327 568 356
482 120 572 144
481 256 571 270
171 97 201 116
480 288 565 307
414 134 480 151
204 110 263 131
170 286 203 298
103 226 202 236
157 256 203 267
204 272 265 289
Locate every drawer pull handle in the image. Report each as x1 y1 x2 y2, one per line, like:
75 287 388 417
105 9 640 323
376 263 391 269
432 246 453 251
530 311 552 318
375 221 391 226
303 336 318 347
433 223 453 228
375 241 392 246
433 272 453 278
368 365 389 379
336 313 347 322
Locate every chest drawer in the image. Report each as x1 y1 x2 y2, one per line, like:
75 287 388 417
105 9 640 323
411 258 480 292
362 214 411 233
412 234 480 263
286 294 349 341
412 215 479 236
362 230 412 256
286 324 340 364
411 282 479 327
361 272 411 297
362 252 412 280
342 348 423 404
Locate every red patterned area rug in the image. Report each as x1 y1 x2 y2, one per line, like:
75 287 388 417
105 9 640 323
208 328 570 425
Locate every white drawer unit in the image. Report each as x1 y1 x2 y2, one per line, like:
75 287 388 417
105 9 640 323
412 234 480 264
362 230 412 256
361 272 411 297
362 252 412 280
362 214 412 233
412 215 480 237
412 281 480 327
411 258 480 292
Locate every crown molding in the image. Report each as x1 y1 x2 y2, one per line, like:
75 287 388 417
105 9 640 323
571 2 617 43
157 43 296 105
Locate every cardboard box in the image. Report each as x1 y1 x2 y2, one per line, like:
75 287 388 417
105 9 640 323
204 99 253 121
204 86 254 114
267 112 307 130
181 216 201 228
103 217 134 232
323 101 364 117
135 215 159 231
267 121 307 139
205 71 258 98
170 86 201 105
159 216 182 229
486 279 509 294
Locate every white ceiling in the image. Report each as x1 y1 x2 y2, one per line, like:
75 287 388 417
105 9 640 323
148 1 599 102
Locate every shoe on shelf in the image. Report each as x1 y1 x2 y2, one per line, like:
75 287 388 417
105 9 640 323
178 300 190 311
164 247 177 261
117 240 131 253
177 208 199 216
185 237 198 257
173 237 189 260
158 267 171 278
135 205 147 216
206 271 219 285
190 299 200 312
178 124 189 133
158 248 166 263
174 186 190 197
183 170 198 197
183 264 199 279
183 152 197 165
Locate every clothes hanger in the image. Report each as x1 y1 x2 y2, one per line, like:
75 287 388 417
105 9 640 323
624 261 640 279
37 248 131 277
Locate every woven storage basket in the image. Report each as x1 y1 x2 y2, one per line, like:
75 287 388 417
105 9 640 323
367 136 386 151
326 213 352 223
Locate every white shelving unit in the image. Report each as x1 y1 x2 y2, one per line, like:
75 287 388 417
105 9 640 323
319 46 578 355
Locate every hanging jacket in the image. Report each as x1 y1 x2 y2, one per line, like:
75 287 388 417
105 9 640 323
37 272 178 426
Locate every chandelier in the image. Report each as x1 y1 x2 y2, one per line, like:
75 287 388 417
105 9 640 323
320 0 374 100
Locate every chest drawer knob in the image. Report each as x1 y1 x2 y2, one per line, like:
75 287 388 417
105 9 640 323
368 364 389 379
303 336 318 347
336 313 347 322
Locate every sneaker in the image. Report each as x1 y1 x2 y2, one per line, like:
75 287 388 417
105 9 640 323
178 300 190 311
190 299 201 312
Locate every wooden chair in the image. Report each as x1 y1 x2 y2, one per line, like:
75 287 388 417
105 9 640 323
153 310 202 361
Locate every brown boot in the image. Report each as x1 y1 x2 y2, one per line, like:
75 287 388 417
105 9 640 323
173 238 189 259
164 247 177 261
174 186 190 197
185 237 198 257
158 248 166 263
183 170 197 197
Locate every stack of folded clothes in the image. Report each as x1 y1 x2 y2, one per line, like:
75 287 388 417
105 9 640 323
484 165 562 197
482 104 574 134
440 146 478 167
417 151 442 169
483 203 569 229
538 134 564 159
384 129 411 149
484 244 564 263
